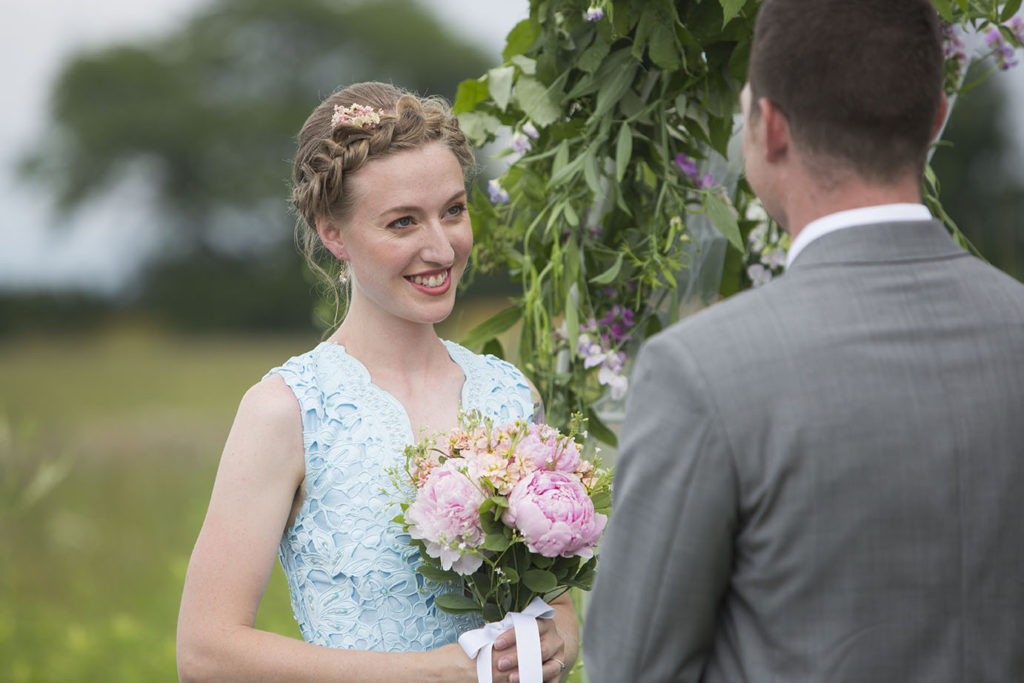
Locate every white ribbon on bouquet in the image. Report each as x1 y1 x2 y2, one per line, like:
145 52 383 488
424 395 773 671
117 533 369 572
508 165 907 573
458 597 556 683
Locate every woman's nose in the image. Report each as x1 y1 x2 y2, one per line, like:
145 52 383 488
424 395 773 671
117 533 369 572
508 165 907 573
420 219 455 265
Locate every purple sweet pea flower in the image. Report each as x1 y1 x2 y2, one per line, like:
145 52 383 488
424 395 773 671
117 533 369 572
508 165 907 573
1009 16 1024 45
987 28 1020 70
586 5 604 22
674 153 699 179
675 153 716 188
487 179 509 204
942 23 968 64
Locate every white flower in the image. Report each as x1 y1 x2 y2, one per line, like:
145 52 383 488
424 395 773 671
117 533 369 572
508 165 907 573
762 247 787 270
747 263 773 288
522 121 540 139
597 366 628 400
511 131 532 154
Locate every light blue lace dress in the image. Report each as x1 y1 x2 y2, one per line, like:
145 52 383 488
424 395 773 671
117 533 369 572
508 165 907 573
265 340 534 651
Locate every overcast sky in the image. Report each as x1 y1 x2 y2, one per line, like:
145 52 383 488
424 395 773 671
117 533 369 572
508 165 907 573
1 2 1020 294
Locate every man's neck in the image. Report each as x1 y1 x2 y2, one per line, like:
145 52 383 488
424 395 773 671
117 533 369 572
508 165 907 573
782 170 924 242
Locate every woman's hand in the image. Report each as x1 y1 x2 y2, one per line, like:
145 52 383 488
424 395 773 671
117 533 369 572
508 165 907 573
490 617 569 683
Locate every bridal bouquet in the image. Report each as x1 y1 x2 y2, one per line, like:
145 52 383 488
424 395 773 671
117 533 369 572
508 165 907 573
391 411 612 623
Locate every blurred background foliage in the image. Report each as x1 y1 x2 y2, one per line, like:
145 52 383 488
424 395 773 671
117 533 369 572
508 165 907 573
14 0 495 334
1 0 1022 681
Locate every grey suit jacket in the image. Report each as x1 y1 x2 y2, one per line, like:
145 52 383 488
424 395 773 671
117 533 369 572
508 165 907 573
583 220 1024 682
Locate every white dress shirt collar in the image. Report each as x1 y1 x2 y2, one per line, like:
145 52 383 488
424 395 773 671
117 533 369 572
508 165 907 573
786 203 932 268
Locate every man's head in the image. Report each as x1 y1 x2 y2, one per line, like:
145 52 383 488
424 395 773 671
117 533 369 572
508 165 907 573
746 0 945 185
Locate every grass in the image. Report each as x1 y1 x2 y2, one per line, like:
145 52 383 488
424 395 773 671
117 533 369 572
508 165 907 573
0 321 587 682
0 328 313 681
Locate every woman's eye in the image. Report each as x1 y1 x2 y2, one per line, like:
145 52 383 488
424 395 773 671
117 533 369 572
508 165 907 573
446 203 467 217
389 216 414 229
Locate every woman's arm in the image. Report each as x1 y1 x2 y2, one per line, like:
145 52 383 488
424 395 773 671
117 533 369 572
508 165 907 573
175 375 477 682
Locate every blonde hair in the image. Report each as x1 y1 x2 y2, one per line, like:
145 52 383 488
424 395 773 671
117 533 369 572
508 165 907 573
290 82 475 317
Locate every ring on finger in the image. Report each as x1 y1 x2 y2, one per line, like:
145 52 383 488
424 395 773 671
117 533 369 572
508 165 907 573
552 657 566 672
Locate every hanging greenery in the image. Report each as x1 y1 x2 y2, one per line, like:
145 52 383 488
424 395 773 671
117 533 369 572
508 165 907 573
456 0 1024 444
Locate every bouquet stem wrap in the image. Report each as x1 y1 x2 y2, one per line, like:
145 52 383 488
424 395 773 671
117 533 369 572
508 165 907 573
458 597 556 683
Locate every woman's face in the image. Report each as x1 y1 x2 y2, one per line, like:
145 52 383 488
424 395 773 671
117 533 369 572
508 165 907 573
329 141 472 327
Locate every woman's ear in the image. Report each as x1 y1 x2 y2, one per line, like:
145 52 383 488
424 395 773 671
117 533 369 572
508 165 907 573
315 216 348 261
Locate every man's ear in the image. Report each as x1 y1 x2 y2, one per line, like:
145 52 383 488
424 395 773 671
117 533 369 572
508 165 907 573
930 92 949 143
315 216 348 261
759 97 790 163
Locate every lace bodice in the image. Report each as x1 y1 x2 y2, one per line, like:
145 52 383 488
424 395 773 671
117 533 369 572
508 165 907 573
266 340 534 651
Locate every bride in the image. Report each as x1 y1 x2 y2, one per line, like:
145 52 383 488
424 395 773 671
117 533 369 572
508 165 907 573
176 82 577 682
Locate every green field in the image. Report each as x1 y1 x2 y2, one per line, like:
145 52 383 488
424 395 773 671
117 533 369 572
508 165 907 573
0 330 314 681
0 325 586 681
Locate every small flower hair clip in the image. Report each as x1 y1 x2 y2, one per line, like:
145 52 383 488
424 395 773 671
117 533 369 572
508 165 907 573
331 103 383 130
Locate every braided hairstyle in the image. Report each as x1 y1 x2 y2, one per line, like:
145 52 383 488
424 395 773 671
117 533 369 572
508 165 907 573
291 82 475 309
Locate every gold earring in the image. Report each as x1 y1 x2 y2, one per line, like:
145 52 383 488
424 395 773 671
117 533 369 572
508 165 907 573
338 261 349 285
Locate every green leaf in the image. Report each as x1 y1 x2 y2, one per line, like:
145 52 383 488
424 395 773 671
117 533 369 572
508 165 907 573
483 603 504 623
1002 0 1023 22
515 76 562 127
457 111 502 146
481 511 506 535
567 557 598 590
566 283 580 357
615 123 632 182
578 40 611 75
504 19 539 60
509 54 537 76
461 306 522 349
705 192 744 252
583 146 603 194
487 66 516 112
931 0 954 21
593 59 637 121
522 569 558 594
483 533 512 552
589 252 624 285
482 338 504 359
453 78 490 115
590 490 612 515
649 22 681 70
417 564 460 584
501 566 520 584
548 152 586 189
563 201 580 227
586 408 619 447
720 0 746 26
551 141 570 179
435 593 483 614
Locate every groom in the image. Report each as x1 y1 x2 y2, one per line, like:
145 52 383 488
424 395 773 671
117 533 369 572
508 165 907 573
583 0 1024 681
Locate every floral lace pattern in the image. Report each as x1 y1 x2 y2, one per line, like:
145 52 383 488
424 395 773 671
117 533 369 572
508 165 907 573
266 340 533 651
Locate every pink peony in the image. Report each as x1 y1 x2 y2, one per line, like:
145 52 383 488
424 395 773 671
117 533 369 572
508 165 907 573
502 470 607 559
406 460 485 574
517 424 583 474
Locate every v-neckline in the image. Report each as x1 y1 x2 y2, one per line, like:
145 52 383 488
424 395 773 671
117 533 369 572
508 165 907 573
319 340 469 443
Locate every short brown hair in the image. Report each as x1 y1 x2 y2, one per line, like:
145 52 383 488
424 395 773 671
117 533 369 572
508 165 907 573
291 82 474 300
748 0 944 182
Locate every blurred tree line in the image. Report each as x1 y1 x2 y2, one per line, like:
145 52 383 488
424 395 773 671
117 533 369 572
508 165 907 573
7 0 495 335
3 1 1022 336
